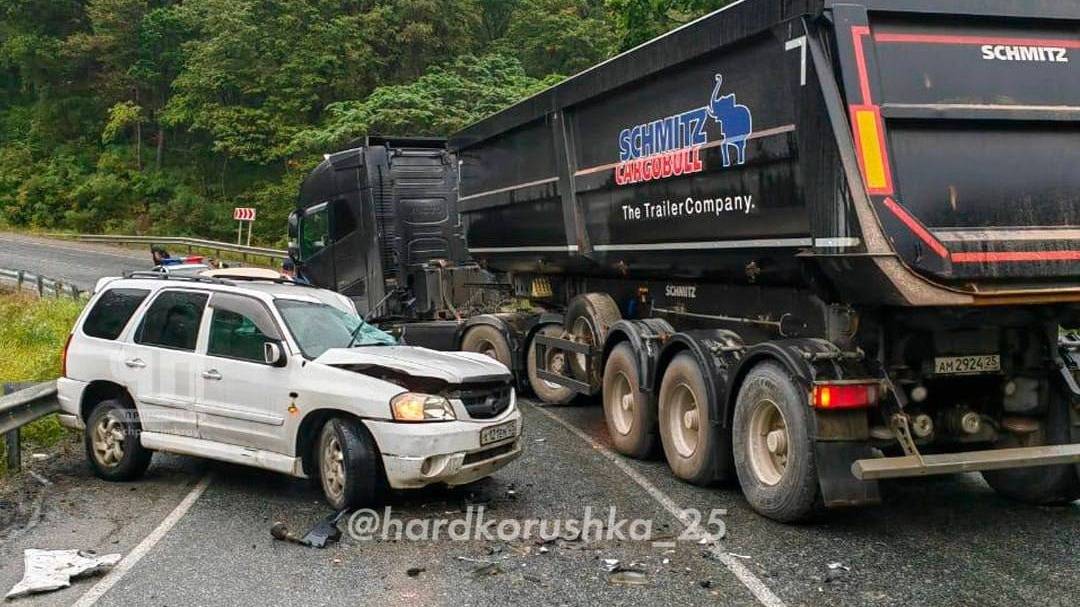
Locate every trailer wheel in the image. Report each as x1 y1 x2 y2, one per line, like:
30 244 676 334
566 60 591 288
982 384 1080 505
565 293 621 391
603 342 657 458
527 324 576 405
658 352 722 484
732 361 821 522
461 325 512 369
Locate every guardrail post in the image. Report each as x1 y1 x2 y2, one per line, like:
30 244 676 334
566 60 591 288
16 270 24 291
36 274 43 297
3 385 21 473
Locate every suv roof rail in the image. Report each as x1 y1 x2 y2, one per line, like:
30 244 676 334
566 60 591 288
122 271 233 286
121 270 316 289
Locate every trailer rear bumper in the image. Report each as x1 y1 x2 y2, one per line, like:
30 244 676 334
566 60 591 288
852 444 1080 480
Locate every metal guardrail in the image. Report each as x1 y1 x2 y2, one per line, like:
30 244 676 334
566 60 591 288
48 233 288 262
1 382 60 473
0 268 87 299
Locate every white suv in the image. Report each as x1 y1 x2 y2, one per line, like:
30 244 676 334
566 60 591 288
57 273 522 509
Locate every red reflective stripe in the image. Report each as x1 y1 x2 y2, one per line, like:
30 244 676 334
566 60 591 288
882 197 949 258
874 32 1080 48
851 26 873 104
952 250 1080 263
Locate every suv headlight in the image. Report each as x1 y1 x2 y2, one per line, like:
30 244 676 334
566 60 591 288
390 392 456 422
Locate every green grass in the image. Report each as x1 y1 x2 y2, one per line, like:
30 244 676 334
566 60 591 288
0 291 85 474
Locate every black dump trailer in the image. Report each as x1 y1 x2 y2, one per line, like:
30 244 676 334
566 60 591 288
295 1 1080 521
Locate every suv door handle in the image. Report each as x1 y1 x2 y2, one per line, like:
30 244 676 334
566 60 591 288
124 358 146 369
201 369 222 381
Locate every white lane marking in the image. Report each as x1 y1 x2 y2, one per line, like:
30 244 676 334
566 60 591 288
531 404 786 607
71 473 213 607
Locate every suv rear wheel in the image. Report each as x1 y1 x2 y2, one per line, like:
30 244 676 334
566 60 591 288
85 399 152 482
317 418 383 510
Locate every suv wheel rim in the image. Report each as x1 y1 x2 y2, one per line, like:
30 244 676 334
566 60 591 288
322 434 346 500
747 398 789 486
667 382 700 458
92 413 125 467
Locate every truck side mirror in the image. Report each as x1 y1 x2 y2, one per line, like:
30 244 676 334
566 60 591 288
264 342 286 367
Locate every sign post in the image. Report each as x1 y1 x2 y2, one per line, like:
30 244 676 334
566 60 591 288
233 207 257 246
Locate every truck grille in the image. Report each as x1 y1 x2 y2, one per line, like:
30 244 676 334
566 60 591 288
451 384 512 419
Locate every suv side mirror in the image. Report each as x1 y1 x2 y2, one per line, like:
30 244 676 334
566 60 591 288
264 342 286 366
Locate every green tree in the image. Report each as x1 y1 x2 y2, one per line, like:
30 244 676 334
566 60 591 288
501 0 616 77
605 0 734 50
293 54 559 151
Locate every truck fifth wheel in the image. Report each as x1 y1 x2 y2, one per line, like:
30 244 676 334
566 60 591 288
292 0 1080 522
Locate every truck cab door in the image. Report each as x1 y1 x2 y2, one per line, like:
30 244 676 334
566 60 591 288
296 202 335 289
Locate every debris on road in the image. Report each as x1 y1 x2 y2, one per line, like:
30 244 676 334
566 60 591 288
406 567 425 577
6 549 121 600
270 510 347 549
607 568 649 586
471 562 504 578
601 558 621 572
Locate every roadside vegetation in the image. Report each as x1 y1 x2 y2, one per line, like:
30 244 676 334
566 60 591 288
0 1 732 247
0 290 84 474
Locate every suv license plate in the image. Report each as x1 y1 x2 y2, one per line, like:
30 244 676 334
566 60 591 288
480 420 517 446
933 355 1001 375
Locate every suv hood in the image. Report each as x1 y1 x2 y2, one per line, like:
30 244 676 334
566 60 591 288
314 346 511 384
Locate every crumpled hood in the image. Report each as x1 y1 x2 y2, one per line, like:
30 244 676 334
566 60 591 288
314 346 511 384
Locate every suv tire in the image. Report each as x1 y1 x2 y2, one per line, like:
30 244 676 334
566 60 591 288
85 399 152 482
317 418 383 510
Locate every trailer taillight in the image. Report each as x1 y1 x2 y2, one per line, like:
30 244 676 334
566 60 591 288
812 382 879 410
849 105 893 195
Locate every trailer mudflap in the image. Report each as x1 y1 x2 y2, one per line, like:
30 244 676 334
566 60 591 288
815 442 881 507
852 444 1080 480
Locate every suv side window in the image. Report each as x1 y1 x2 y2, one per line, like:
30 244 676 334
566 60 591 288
207 293 283 364
83 288 150 340
135 290 209 351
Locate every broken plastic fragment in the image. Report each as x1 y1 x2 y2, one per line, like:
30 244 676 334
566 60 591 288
6 549 121 599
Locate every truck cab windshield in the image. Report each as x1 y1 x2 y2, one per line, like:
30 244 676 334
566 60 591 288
275 299 395 358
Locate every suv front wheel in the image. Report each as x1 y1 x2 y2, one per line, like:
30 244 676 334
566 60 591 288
85 399 152 481
317 418 383 510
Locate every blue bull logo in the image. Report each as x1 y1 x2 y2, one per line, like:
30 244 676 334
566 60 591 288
615 74 753 186
707 75 752 168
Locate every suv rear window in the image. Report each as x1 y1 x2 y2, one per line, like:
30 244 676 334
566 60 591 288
83 288 150 340
135 291 209 351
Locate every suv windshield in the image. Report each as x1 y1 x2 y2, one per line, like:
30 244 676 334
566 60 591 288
275 299 395 358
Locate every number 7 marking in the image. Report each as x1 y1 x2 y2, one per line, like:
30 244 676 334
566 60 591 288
785 35 808 86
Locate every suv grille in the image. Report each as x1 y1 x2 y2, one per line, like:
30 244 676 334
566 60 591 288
451 384 512 419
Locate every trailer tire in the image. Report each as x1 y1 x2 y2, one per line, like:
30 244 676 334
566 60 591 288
732 361 821 522
603 343 657 458
565 293 621 391
461 325 512 369
982 385 1080 505
658 352 721 484
527 324 576 405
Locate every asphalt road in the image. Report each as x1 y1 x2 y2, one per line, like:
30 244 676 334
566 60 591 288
0 233 148 290
1 235 1078 606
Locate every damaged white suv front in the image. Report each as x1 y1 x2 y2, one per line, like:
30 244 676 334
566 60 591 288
58 276 521 510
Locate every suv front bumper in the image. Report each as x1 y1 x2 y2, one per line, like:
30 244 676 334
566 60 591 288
364 407 523 489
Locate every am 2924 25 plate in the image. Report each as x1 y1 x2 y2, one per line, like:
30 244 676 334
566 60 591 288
479 420 518 446
933 354 1001 375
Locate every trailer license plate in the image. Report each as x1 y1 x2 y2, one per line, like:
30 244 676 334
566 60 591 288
933 355 1001 375
480 420 517 446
